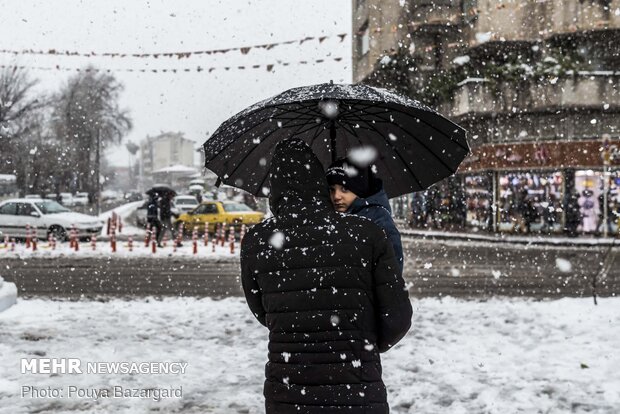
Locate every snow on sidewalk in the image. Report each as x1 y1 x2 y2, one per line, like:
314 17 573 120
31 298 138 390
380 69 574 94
0 237 240 260
0 277 17 313
0 297 618 413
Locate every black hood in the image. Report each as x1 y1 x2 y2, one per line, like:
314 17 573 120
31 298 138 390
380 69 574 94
268 138 331 216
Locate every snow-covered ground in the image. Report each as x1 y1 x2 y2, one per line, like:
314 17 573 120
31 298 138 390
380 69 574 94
0 236 240 259
0 297 618 413
0 277 17 313
98 201 144 237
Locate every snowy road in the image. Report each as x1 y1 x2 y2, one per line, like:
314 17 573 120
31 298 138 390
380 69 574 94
3 237 619 298
0 297 618 413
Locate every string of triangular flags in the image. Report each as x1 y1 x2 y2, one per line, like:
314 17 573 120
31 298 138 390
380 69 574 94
0 33 348 59
0 56 345 74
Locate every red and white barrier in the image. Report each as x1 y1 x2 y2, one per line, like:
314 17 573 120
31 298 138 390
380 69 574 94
70 224 77 250
25 224 31 249
151 229 157 254
176 222 184 248
240 224 247 244
128 235 133 252
144 223 151 247
111 229 117 253
32 226 38 251
192 226 198 255
229 225 235 254
91 235 97 251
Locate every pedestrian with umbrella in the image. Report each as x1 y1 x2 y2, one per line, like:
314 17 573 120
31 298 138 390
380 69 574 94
146 185 180 247
205 82 468 413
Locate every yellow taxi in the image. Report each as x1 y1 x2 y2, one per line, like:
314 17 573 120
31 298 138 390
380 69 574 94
175 200 264 234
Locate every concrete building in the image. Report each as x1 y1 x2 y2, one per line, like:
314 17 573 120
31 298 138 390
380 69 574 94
139 132 196 189
353 0 620 235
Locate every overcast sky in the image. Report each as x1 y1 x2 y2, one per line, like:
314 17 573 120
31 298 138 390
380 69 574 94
0 0 352 167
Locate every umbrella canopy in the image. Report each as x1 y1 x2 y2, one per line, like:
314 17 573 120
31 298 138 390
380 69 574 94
203 82 469 198
145 185 177 197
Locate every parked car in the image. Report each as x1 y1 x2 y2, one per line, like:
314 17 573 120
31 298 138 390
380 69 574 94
175 201 264 234
59 192 74 207
73 192 89 206
173 195 199 213
124 191 143 202
0 198 104 240
135 200 148 227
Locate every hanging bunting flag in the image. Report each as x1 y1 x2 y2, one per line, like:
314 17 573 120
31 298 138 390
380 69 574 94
0 55 346 74
0 33 348 59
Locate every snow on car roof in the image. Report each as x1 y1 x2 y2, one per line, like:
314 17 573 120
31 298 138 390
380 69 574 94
0 198 47 203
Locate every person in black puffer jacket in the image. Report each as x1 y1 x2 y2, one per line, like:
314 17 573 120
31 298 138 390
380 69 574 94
240 138 413 414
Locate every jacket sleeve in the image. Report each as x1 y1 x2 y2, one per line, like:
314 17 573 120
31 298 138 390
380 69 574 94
370 207 404 274
371 228 412 353
240 233 267 327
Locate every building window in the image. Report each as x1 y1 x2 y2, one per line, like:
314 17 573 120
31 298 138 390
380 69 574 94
462 0 478 25
357 21 370 57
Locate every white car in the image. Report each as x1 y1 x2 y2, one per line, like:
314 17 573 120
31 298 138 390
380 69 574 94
59 192 74 207
73 192 89 206
173 195 199 213
0 198 104 241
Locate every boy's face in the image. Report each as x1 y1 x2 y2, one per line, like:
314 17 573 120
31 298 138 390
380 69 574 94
329 184 357 212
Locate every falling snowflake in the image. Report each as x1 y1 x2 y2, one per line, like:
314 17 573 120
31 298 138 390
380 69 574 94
348 146 377 167
269 232 285 249
555 258 572 273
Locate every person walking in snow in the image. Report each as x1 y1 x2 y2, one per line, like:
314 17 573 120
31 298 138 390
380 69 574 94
157 192 181 247
325 158 404 273
240 138 412 414
146 193 161 237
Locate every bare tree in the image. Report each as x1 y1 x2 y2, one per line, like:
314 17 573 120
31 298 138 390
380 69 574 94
51 67 132 200
0 66 46 175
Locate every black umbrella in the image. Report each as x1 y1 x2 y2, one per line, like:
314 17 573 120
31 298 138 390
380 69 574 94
145 185 176 197
203 82 469 198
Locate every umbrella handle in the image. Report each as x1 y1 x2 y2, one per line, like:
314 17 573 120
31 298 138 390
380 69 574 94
330 122 337 163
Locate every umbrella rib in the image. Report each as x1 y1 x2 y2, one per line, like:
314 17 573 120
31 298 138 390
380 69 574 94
306 122 327 152
337 120 425 190
205 102 320 164
347 115 440 185
344 110 458 175
251 119 315 196
222 116 312 185
358 104 469 152
338 99 468 152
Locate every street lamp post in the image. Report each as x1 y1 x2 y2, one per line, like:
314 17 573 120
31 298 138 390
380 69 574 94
95 129 101 216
